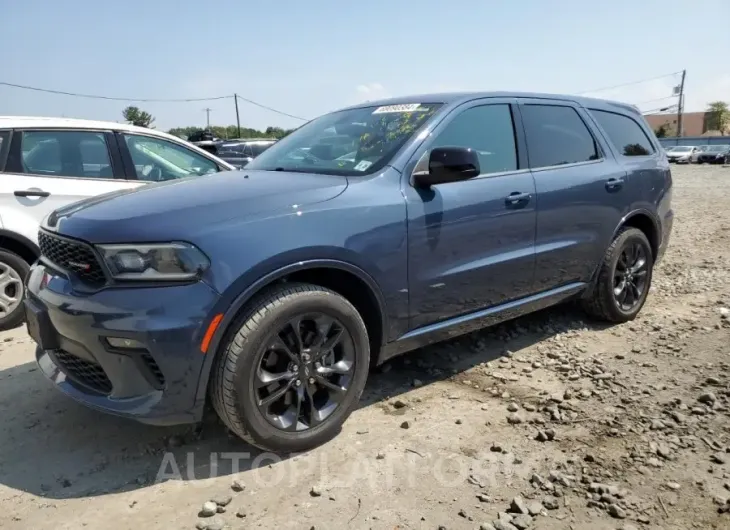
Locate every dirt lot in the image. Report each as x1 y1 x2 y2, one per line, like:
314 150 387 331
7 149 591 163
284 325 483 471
1 164 729 530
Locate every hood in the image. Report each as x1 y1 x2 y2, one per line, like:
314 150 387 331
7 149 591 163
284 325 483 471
667 151 690 157
47 170 348 243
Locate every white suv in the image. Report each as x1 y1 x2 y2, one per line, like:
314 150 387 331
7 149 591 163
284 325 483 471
0 116 234 329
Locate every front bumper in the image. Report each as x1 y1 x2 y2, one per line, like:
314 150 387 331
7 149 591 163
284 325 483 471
25 262 221 425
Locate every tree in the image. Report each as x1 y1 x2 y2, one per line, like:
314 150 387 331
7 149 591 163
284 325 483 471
122 106 155 128
706 101 729 134
654 123 675 138
167 124 296 141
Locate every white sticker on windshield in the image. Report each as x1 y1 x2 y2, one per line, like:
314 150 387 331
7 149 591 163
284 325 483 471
354 160 373 171
373 103 423 114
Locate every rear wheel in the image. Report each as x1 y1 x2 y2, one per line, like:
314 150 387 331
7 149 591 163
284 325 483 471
210 283 370 452
582 228 653 323
0 250 29 330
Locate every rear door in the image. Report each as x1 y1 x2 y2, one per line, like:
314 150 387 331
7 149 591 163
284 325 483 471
0 128 141 243
516 99 628 291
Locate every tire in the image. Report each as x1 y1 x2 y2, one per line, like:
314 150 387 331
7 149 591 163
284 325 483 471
581 227 654 323
0 250 30 331
210 283 370 452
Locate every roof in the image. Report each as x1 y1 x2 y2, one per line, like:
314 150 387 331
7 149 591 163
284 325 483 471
340 91 638 113
0 116 186 143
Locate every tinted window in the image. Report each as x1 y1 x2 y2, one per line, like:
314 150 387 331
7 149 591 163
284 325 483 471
521 105 599 168
20 131 114 179
590 110 654 156
431 104 518 174
123 134 219 181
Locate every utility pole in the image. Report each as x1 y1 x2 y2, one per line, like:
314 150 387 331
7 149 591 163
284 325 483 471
676 70 686 138
234 94 241 139
203 107 212 129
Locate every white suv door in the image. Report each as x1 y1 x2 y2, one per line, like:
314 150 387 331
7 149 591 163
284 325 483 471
0 128 142 245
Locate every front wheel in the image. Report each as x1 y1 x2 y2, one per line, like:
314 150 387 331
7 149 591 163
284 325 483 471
581 227 654 323
0 250 29 330
210 283 370 452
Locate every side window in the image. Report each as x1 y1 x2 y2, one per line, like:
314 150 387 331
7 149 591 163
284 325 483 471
0 131 9 170
243 145 253 157
20 130 114 179
123 134 220 181
521 105 599 169
431 104 518 175
589 109 655 156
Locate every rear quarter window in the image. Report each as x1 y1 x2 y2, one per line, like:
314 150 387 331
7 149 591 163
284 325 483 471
589 109 655 157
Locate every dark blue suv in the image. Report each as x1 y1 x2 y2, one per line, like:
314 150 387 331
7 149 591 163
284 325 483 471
24 93 673 452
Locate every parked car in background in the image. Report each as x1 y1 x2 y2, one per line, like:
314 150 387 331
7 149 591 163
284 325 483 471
25 92 672 452
696 144 730 164
665 145 698 163
187 130 222 154
690 145 709 163
216 138 276 168
0 116 234 329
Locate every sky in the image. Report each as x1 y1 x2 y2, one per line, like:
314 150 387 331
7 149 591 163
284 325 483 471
1 0 729 132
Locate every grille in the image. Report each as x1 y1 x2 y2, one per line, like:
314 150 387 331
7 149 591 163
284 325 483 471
38 231 106 285
53 349 112 395
141 352 166 387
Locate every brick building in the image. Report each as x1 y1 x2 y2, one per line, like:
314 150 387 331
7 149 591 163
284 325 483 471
644 111 723 137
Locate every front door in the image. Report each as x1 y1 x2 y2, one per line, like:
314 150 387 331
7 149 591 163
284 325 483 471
404 99 537 330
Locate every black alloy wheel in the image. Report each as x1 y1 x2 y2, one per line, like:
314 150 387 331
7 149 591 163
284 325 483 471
254 313 355 432
581 227 654 323
612 241 649 312
210 283 370 452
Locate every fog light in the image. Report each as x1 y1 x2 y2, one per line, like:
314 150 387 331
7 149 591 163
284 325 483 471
106 337 147 350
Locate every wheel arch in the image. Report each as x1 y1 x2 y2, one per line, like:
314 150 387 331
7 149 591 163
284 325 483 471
0 229 40 265
194 259 388 407
614 209 660 259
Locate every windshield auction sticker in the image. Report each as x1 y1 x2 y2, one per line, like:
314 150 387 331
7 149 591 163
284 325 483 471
372 103 424 114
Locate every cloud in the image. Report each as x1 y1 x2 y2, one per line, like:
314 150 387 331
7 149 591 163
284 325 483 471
354 82 389 102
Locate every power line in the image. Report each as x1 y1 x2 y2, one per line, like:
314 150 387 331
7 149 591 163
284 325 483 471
578 71 683 95
633 95 677 107
642 104 678 116
0 80 308 120
235 94 307 121
0 81 230 102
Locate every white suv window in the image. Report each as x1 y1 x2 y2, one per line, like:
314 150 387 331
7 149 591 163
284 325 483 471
20 130 115 179
123 134 219 182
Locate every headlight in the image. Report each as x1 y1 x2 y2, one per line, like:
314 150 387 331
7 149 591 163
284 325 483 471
97 242 210 281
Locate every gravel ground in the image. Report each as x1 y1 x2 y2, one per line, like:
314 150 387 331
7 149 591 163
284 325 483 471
1 164 729 530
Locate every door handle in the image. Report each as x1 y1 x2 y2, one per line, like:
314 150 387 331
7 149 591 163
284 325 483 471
14 189 50 198
605 177 624 191
505 191 531 207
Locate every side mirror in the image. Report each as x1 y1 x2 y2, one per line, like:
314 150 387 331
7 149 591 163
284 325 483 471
413 147 481 188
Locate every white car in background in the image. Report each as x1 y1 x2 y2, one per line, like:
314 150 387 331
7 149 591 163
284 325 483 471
0 117 234 329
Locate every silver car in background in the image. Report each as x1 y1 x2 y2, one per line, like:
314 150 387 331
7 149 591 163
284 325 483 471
666 145 699 164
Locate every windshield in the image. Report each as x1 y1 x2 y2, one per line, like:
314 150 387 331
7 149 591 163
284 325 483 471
246 103 442 176
707 145 729 152
673 146 692 152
